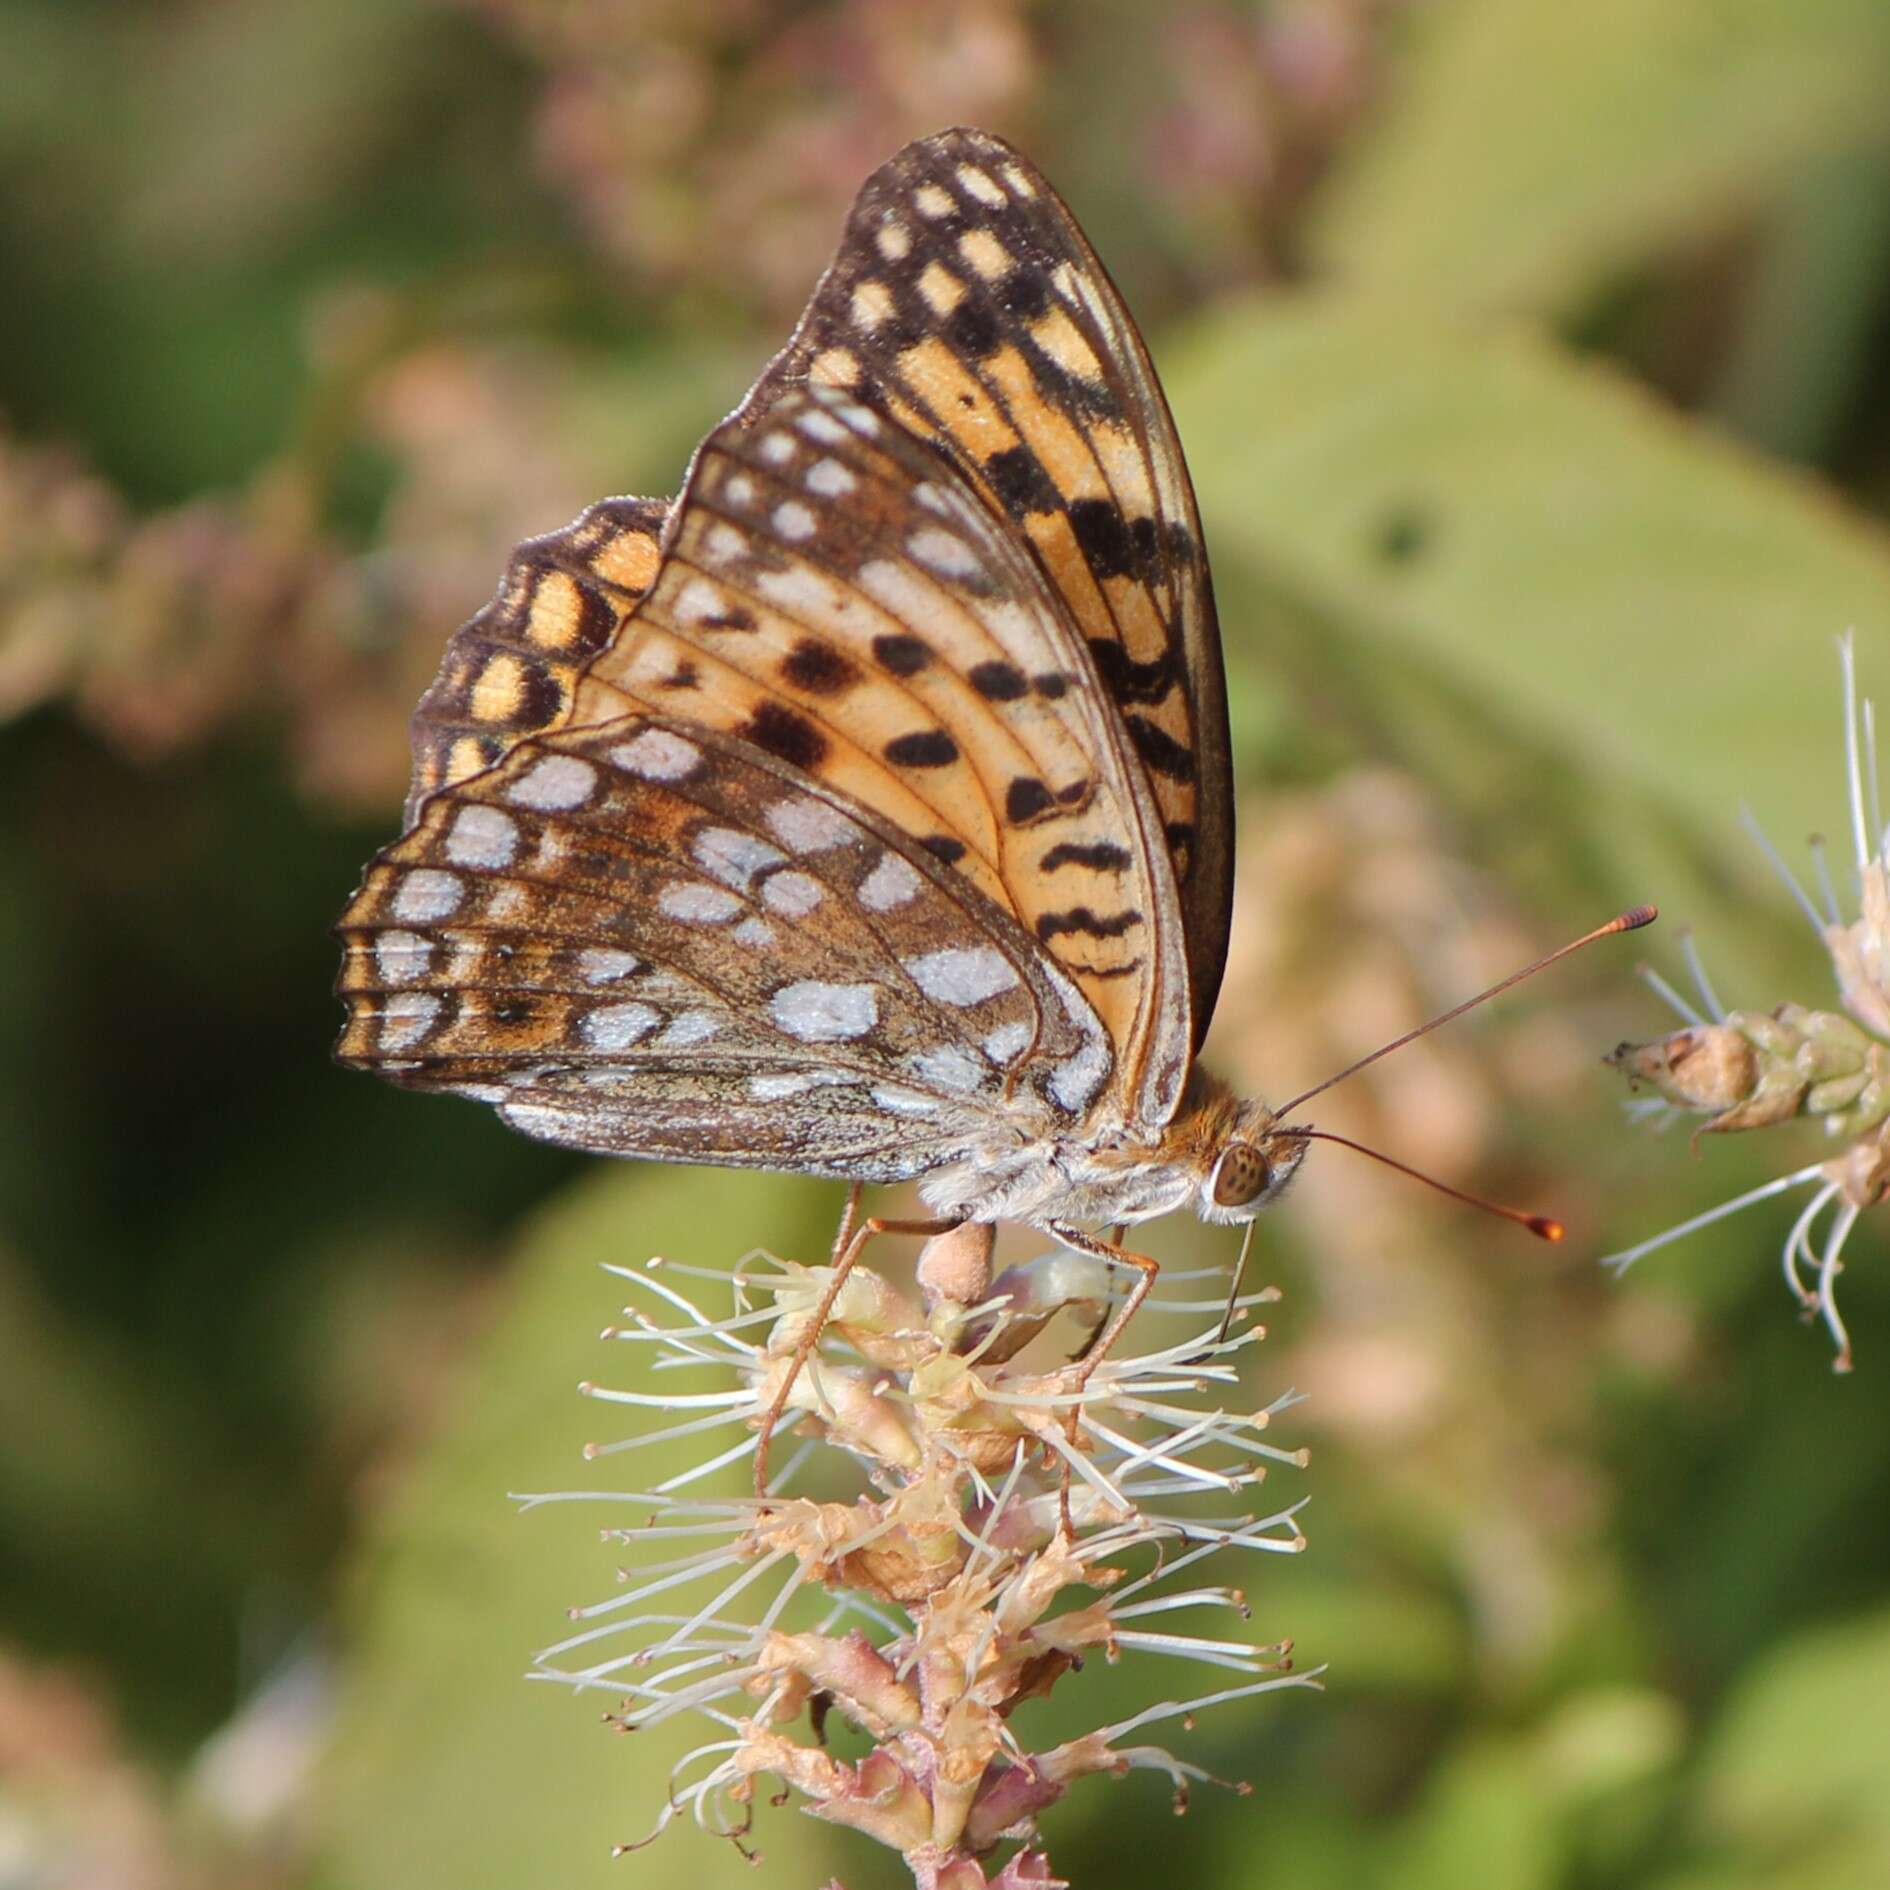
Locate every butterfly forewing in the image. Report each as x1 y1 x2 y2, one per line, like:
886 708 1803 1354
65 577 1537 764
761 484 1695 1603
337 713 1112 1176
739 127 1233 1052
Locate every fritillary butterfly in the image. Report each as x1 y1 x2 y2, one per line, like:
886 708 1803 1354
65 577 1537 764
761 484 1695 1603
335 128 1312 1456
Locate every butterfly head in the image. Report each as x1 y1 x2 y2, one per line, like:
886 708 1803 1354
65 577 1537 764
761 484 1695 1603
1197 1100 1310 1226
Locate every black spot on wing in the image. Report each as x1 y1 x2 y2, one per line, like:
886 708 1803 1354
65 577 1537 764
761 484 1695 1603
1125 714 1194 782
741 701 829 771
920 833 967 865
1068 498 1136 581
885 729 959 768
1036 906 1144 941
516 662 566 730
1040 839 1132 873
1086 637 1178 704
1032 671 1071 700
782 637 860 696
984 444 1062 517
569 579 618 656
700 603 756 632
946 298 1002 359
1004 776 1054 823
998 264 1051 323
873 633 931 675
969 659 1028 701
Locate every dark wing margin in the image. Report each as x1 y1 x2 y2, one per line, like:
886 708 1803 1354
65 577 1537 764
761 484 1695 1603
733 126 1235 1052
404 495 670 826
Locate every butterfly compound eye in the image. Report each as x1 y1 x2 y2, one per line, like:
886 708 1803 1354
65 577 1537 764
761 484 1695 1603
1211 1143 1271 1209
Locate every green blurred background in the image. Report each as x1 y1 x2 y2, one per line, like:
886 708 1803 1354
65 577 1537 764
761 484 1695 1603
4 1 1890 1884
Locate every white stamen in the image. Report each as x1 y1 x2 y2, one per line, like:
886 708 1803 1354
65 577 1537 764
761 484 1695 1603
1841 630 1870 874
1678 930 1725 1021
1600 1162 1825 1273
1739 807 1825 938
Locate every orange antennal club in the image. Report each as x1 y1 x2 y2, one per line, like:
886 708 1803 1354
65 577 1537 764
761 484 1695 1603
1287 1127 1565 1241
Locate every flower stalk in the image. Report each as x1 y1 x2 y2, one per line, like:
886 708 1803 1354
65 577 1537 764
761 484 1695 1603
520 1224 1315 1884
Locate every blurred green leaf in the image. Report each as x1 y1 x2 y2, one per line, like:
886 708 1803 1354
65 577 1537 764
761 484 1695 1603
1687 1605 1890 1870
1170 291 1890 856
315 1163 852 1890
1311 0 1890 319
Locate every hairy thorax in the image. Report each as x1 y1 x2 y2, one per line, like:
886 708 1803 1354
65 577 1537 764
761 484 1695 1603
920 1069 1292 1230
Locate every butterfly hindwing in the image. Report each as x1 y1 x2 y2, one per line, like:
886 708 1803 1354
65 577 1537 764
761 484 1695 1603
738 127 1234 1053
337 713 1112 1176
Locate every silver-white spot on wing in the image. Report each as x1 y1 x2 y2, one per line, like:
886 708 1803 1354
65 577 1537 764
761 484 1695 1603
374 930 434 986
904 947 1019 1007
858 851 922 912
693 827 787 888
766 796 857 855
658 882 742 924
505 755 597 811
981 1020 1032 1065
770 980 880 1043
611 728 703 783
657 1010 722 1048
393 869 464 923
444 804 519 870
577 947 641 985
906 526 981 579
909 1046 987 1093
582 1002 662 1051
380 991 442 1052
805 457 856 498
761 870 825 916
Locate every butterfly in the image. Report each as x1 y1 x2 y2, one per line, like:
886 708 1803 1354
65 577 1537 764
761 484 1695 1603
336 127 1317 1468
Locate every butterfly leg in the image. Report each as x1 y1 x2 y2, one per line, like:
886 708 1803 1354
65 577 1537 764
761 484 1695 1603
1046 1223 1162 1536
753 1212 959 1498
1066 1222 1130 1362
828 1179 865 1265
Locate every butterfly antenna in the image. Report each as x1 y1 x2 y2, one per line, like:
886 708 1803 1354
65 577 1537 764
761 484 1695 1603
1272 905 1657 1121
1285 1128 1564 1241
